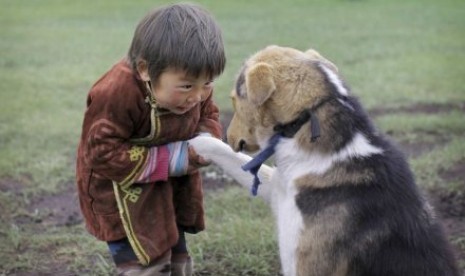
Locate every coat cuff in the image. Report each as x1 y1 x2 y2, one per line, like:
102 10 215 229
135 146 170 183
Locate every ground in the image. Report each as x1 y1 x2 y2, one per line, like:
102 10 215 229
1 105 464 275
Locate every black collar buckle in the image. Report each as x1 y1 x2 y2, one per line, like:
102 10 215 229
273 97 331 142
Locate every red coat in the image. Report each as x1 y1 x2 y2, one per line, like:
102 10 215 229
75 59 222 265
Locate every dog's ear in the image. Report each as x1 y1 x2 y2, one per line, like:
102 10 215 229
305 49 338 73
245 62 276 106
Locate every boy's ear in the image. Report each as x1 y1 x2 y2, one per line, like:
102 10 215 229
136 60 151 82
245 62 276 106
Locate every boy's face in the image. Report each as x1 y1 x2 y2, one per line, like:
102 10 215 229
138 64 214 115
153 69 214 114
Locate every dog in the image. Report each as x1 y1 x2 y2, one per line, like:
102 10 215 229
189 45 459 276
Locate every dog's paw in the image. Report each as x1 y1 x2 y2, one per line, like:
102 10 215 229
188 136 233 160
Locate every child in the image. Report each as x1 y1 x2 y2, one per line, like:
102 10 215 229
75 3 225 275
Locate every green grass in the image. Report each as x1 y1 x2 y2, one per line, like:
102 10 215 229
411 136 465 190
1 223 115 275
0 0 464 274
188 188 279 275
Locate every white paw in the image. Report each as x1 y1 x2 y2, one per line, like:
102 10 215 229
188 136 232 160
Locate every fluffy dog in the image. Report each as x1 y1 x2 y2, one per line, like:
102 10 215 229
189 45 459 276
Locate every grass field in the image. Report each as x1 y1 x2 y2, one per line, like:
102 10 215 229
1 0 464 274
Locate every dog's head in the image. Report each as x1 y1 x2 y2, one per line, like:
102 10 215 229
227 45 339 152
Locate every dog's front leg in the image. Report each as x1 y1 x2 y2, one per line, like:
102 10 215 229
189 136 274 203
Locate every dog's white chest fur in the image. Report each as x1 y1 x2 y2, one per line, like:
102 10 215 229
272 172 303 276
271 138 329 276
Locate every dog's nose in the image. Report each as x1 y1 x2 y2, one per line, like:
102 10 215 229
239 139 246 152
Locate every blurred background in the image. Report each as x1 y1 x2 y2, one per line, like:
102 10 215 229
1 0 464 274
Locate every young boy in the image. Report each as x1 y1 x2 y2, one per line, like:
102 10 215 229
75 4 225 275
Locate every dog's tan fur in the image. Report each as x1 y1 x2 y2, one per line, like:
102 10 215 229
295 165 375 189
228 46 340 154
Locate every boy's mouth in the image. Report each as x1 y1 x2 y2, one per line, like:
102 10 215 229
178 104 195 111
173 104 194 114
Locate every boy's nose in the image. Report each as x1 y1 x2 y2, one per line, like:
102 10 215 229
187 89 202 103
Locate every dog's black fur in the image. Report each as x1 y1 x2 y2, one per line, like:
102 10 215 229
295 64 460 275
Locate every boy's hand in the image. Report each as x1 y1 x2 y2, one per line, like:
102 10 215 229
187 145 211 174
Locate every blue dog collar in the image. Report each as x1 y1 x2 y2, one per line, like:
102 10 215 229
241 134 281 196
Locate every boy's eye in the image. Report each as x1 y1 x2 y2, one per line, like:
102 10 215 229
180 84 192 90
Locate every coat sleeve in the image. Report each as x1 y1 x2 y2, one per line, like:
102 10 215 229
82 86 170 186
195 91 222 139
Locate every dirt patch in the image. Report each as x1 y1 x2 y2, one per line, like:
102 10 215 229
435 160 465 235
26 183 83 227
433 189 465 219
428 185 465 266
394 132 451 159
0 177 26 194
439 159 465 188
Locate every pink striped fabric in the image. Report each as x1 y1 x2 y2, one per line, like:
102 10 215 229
136 145 170 183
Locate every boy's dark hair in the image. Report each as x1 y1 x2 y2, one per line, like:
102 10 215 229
128 3 226 81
